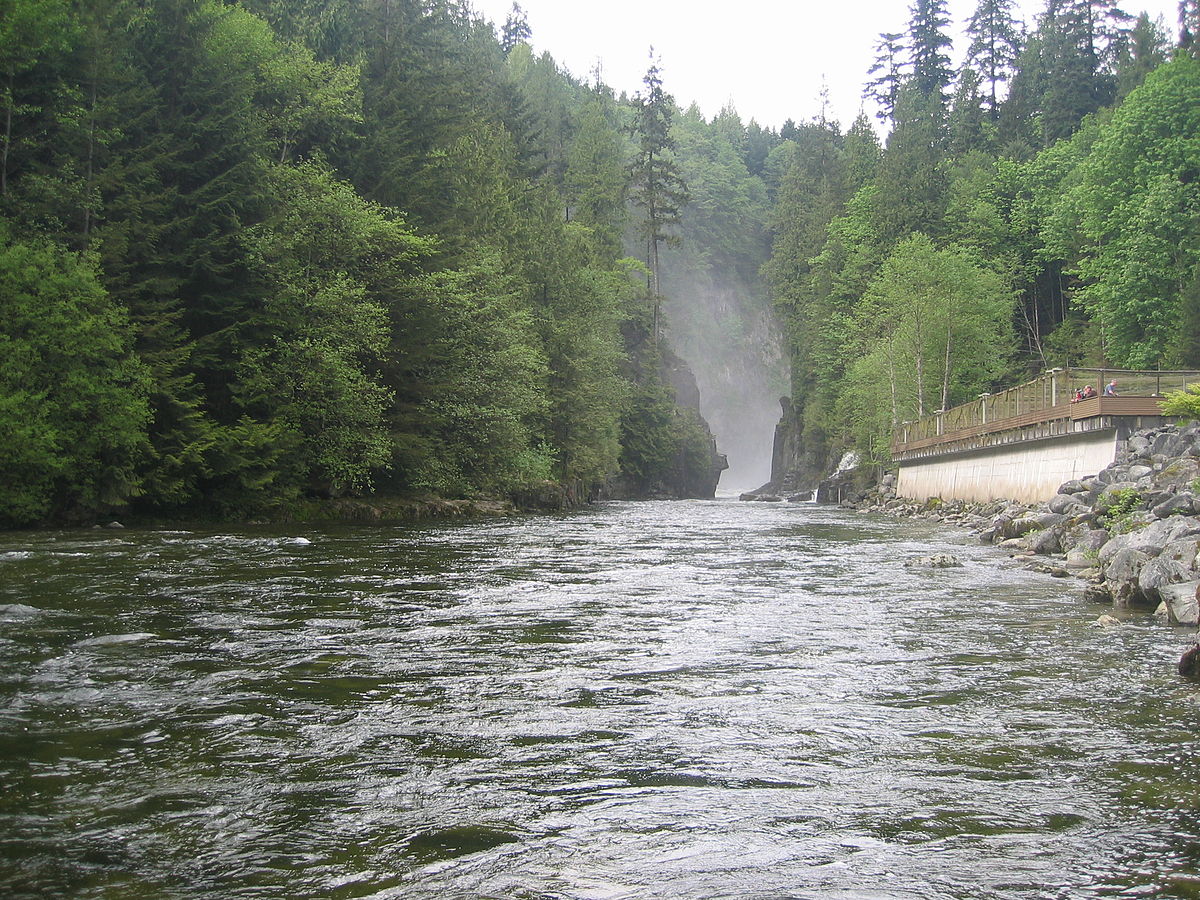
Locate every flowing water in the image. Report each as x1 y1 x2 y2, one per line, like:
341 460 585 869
2 500 1199 899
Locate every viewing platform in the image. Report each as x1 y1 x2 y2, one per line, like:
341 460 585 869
891 368 1200 503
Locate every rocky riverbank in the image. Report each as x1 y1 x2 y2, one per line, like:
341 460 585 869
845 423 1200 673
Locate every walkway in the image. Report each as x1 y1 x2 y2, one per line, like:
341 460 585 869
892 368 1199 462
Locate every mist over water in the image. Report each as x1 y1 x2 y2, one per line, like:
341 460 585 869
661 274 787 495
706 392 781 494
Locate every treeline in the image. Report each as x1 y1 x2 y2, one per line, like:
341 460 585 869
0 0 759 527
767 0 1200 483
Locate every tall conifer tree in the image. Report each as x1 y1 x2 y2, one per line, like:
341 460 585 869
909 0 954 107
629 52 687 346
964 0 1023 120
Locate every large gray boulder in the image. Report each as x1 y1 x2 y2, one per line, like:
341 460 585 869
1154 458 1200 491
1137 543 1199 602
1151 492 1197 519
1063 528 1110 568
1159 581 1200 626
1049 493 1088 515
1126 517 1200 556
1104 547 1152 606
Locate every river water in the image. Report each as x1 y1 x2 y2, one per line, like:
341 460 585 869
1 500 1199 899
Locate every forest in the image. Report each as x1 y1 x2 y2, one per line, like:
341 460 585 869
1 0 1198 525
0 0 744 526
767 0 1200 488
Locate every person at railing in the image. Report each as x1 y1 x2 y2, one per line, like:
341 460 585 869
1071 388 1082 402
1104 379 1118 396
1081 385 1097 399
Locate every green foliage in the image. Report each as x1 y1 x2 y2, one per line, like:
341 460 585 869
1070 57 1200 367
2 0 1193 527
1098 486 1144 533
618 383 716 496
390 251 550 497
854 234 1014 418
565 88 628 261
1160 384 1200 421
0 228 150 526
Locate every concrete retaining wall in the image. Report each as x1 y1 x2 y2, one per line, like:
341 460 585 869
896 429 1119 504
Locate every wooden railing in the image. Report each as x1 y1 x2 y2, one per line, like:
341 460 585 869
892 368 1200 460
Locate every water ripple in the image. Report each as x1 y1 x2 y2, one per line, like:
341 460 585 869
0 501 1196 898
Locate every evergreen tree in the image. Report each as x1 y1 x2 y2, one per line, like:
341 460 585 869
629 52 687 345
909 0 954 107
1115 12 1169 99
564 86 626 261
964 0 1023 120
949 68 989 155
864 31 907 123
500 2 531 56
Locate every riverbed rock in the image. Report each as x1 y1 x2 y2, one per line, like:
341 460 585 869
905 553 964 569
1049 493 1089 515
1030 523 1071 554
1181 643 1200 677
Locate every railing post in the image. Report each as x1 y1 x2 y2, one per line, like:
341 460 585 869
979 393 989 425
1049 367 1062 407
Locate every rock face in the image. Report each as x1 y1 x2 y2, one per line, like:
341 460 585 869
606 346 728 501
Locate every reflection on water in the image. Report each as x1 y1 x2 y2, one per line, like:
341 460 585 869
0 500 1197 899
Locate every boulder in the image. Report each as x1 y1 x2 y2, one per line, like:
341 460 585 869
1152 431 1182 457
1029 525 1064 555
1097 531 1134 566
1180 643 1200 677
1059 479 1090 495
1049 493 1088 515
1159 581 1200 626
1152 493 1198 519
1154 458 1200 491
1126 435 1152 459
1005 516 1046 538
1063 529 1109 568
1103 547 1151 606
1126 517 1200 556
1137 552 1196 603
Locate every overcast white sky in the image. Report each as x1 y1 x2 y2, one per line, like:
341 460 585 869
470 0 1181 130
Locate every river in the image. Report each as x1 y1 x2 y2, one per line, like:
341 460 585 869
1 500 1198 899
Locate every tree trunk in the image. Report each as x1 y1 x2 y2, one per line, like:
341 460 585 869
941 316 953 412
2 73 12 198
